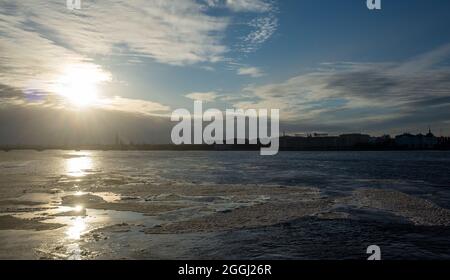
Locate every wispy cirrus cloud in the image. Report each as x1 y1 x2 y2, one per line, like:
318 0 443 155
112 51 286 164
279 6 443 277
204 0 278 54
0 0 229 85
238 14 278 53
227 0 273 12
237 66 265 77
0 0 277 90
0 0 227 101
185 91 218 102
205 0 273 12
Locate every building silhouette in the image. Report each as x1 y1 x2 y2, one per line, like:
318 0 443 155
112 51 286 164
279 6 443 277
395 129 438 149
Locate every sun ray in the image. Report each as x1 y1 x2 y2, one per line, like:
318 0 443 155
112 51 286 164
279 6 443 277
53 64 111 107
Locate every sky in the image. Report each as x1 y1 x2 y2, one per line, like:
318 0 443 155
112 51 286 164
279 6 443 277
1 0 450 144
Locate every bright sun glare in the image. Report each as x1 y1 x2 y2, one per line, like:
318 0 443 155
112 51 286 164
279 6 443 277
54 64 111 107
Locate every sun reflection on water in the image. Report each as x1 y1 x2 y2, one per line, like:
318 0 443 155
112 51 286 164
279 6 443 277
66 216 87 240
66 153 93 177
73 205 84 212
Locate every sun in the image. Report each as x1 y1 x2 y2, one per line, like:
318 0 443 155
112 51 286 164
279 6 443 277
54 64 111 107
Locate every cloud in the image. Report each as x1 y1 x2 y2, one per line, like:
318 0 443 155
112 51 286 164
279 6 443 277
0 0 228 90
185 91 218 102
0 0 277 117
233 45 450 133
98 96 171 116
0 0 229 74
237 66 265 77
0 84 24 99
0 0 277 110
205 0 273 12
238 14 278 53
393 43 450 74
204 0 277 54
